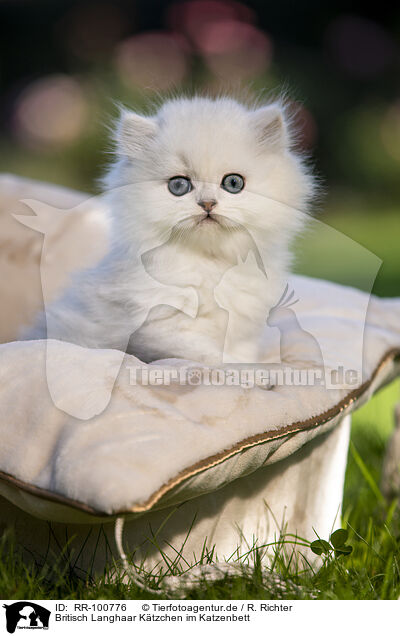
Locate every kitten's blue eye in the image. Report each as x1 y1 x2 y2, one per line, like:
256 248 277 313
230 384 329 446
221 173 245 194
168 176 192 196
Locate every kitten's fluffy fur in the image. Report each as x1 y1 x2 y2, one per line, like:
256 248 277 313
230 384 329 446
25 96 315 364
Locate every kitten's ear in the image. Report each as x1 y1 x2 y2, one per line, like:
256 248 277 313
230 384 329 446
115 109 158 156
252 105 288 151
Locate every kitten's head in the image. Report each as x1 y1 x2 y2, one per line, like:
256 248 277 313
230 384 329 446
104 96 315 261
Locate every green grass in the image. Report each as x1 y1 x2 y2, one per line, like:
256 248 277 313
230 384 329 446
1 380 399 601
294 204 400 297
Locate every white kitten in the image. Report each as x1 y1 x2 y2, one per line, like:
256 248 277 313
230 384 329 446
24 96 315 365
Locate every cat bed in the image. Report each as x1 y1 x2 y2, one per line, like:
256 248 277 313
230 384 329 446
0 174 399 578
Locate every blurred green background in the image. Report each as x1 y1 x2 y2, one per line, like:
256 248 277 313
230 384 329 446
0 0 399 296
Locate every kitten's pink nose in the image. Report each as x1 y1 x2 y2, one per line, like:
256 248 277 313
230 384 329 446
198 200 217 213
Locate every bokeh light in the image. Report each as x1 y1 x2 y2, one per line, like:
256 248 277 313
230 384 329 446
115 32 188 92
167 0 255 40
198 20 272 80
13 75 89 151
326 15 396 77
167 0 270 81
